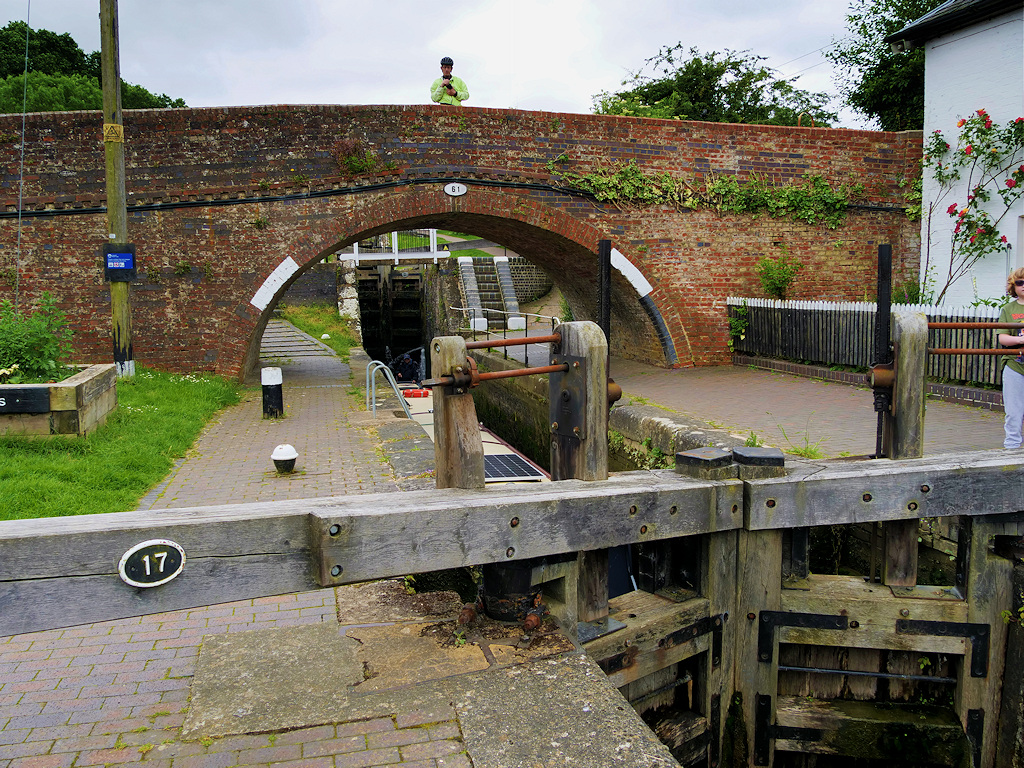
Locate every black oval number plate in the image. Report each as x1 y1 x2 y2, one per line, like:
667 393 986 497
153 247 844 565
118 539 186 588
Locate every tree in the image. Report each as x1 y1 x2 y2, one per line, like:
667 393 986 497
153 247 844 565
0 71 102 113
0 21 185 113
826 0 944 131
0 21 98 80
593 46 837 127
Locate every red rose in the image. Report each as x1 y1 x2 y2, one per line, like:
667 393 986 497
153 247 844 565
965 145 972 154
947 203 959 214
1008 179 1018 189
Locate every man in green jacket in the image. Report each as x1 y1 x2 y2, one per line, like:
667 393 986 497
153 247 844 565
431 56 469 106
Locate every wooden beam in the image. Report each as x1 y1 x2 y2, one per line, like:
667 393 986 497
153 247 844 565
955 518 1013 768
0 473 741 636
733 528 783 765
884 311 928 587
744 450 1024 530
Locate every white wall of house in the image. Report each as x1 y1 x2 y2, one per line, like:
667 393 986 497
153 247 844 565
920 7 1024 304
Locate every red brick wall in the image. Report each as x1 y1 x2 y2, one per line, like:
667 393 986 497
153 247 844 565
0 105 921 378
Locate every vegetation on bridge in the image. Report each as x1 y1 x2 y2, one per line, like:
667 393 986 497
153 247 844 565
546 156 864 229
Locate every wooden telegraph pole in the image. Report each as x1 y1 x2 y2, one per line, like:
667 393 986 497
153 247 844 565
100 0 134 377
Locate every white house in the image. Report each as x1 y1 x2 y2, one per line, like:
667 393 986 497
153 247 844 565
887 0 1024 305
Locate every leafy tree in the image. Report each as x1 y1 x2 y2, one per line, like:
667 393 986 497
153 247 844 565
0 21 185 113
0 21 98 80
593 46 837 127
0 71 102 113
826 0 944 130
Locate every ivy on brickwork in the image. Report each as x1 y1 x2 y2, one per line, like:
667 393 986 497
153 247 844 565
544 156 864 229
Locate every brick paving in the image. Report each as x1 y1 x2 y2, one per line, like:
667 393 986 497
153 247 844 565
0 590 471 768
610 358 1005 458
138 325 402 510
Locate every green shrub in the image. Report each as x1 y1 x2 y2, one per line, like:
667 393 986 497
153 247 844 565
0 293 74 383
756 253 802 300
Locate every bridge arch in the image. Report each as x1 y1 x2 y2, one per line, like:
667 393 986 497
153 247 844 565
242 185 678 379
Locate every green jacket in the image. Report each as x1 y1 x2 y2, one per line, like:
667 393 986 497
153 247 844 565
431 75 469 106
999 300 1024 376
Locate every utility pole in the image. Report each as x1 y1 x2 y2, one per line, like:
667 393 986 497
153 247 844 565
100 0 134 377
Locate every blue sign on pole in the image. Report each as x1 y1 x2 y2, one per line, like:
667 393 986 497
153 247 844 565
102 243 137 282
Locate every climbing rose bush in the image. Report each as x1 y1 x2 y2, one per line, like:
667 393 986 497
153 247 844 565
922 109 1024 302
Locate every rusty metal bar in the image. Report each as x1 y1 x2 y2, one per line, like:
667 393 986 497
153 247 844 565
466 333 561 349
476 364 568 382
423 362 569 388
929 349 1023 355
928 322 1024 329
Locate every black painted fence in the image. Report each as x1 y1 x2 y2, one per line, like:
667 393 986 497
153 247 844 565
727 298 1005 387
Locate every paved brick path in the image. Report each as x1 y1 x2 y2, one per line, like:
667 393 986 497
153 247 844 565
0 590 470 768
610 359 1005 458
138 327 403 510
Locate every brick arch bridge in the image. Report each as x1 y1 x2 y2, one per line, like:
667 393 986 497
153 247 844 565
0 104 920 379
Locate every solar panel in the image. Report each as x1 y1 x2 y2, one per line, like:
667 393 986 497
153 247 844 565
484 454 546 483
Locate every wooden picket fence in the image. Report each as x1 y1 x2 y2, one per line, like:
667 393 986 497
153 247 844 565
727 297 1006 387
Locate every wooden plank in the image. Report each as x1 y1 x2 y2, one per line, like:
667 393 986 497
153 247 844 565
955 517 1013 768
733 529 782 765
430 336 484 489
779 575 967 654
774 696 967 765
584 591 711 688
0 474 742 635
0 553 313 637
549 320 608 482
744 450 1024 529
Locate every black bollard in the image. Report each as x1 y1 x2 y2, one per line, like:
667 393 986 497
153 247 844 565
262 367 283 418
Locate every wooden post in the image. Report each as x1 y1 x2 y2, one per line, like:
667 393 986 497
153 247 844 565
955 517 1014 768
733 528 783 767
430 336 484 489
883 312 926 587
549 322 609 624
100 0 134 378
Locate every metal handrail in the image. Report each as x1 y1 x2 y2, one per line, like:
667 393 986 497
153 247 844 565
451 305 561 367
365 361 414 419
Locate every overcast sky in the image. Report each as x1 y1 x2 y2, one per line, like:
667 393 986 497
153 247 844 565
5 0 873 128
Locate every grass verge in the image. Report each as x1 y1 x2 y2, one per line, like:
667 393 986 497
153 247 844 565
277 304 360 361
0 368 240 521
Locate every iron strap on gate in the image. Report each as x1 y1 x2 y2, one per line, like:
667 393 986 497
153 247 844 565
757 611 849 663
754 694 823 766
896 618 990 677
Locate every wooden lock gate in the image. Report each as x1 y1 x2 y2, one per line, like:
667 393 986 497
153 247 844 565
1 319 1023 767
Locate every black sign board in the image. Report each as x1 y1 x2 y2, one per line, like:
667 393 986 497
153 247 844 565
118 539 186 588
0 388 50 414
103 243 137 282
